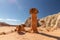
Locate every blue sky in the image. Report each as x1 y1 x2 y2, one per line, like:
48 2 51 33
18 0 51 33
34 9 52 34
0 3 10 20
0 0 60 25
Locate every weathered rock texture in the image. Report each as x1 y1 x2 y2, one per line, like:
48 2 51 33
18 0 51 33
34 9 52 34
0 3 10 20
38 12 60 31
25 12 60 31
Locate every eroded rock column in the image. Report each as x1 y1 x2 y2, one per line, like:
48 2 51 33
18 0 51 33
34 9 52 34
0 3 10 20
29 8 38 33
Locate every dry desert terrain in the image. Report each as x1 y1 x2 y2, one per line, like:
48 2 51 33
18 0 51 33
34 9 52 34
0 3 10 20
0 26 60 40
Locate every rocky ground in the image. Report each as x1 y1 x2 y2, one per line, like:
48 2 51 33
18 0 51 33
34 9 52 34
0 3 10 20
0 27 60 40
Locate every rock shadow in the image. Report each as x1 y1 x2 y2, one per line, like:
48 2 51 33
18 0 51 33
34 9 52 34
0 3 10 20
17 32 25 35
37 32 60 40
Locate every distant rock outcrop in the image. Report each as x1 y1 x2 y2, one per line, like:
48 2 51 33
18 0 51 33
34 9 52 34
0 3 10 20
0 22 17 27
0 22 10 26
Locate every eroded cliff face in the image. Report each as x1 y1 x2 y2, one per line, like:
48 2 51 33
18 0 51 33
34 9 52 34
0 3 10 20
39 12 60 29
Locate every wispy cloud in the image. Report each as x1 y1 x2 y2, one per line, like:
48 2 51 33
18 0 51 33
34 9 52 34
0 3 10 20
6 19 20 21
0 18 20 22
0 18 3 20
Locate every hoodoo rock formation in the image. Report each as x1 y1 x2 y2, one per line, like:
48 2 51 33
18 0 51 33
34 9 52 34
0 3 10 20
25 12 60 31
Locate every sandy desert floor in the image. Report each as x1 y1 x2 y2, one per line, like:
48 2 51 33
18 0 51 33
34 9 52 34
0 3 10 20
0 26 60 40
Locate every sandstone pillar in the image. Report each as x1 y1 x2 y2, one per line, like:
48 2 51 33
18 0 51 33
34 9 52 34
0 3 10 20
29 8 39 33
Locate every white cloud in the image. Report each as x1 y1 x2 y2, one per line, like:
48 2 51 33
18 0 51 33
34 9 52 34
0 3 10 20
6 19 20 21
0 18 20 22
0 18 3 20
